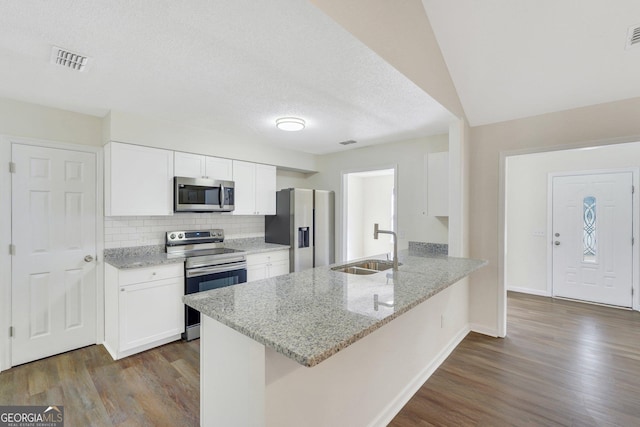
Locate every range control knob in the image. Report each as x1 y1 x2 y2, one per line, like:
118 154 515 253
178 233 184 239
169 233 176 240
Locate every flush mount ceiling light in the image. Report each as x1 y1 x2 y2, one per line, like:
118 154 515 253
276 117 305 131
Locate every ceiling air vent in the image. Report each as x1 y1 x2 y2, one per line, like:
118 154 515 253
339 139 357 146
50 46 89 71
626 24 640 50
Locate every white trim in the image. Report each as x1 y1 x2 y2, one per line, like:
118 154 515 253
498 151 507 337
96 149 105 344
368 325 470 427
547 167 640 310
469 323 499 338
341 164 398 263
507 286 551 297
1 135 103 370
0 137 11 372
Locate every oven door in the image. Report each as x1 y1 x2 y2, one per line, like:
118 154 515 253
183 263 247 340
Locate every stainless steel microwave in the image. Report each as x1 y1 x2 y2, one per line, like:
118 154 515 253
174 177 235 212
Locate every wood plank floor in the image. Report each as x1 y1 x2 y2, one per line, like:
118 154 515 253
1 293 639 426
0 339 200 426
390 292 640 426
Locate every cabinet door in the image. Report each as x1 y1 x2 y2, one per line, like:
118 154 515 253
205 156 233 181
247 264 268 282
106 142 174 216
255 164 276 215
119 277 184 352
174 152 205 178
232 160 256 215
268 259 290 278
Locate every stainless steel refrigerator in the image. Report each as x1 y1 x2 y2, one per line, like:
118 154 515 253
265 188 335 272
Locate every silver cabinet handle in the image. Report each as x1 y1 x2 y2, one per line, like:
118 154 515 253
84 255 94 262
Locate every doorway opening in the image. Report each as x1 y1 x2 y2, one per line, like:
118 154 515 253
502 143 640 334
342 167 397 262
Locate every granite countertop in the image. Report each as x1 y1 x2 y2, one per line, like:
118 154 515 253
225 237 289 254
103 238 289 269
103 245 185 269
183 250 487 367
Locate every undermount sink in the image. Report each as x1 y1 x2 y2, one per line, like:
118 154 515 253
331 259 401 275
332 266 378 275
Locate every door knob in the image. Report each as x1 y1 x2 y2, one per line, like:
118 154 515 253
84 255 94 262
554 241 560 246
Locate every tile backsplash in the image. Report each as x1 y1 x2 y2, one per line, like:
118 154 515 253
104 214 264 249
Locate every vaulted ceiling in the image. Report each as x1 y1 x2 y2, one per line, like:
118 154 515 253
1 1 639 154
422 0 640 126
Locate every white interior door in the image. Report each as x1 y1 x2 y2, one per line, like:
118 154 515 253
11 144 97 365
552 172 633 307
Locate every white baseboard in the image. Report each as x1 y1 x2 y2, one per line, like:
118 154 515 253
469 323 499 337
507 286 550 297
369 325 471 427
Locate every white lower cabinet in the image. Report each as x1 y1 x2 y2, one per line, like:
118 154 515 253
105 263 184 360
246 249 289 282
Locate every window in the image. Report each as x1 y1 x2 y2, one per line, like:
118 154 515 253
583 196 597 262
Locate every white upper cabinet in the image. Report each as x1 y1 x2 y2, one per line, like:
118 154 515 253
174 151 233 181
105 142 174 216
427 151 449 217
255 163 277 214
232 160 276 215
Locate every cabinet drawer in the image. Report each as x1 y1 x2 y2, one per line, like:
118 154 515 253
247 249 289 266
119 263 183 286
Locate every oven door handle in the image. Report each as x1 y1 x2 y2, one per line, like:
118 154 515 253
186 262 247 278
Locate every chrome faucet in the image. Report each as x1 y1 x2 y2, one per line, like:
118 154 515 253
373 223 398 271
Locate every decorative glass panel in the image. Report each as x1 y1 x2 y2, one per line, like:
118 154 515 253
583 196 597 262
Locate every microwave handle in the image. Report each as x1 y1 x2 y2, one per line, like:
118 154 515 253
219 184 224 208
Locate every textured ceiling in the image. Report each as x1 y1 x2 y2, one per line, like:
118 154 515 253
0 0 455 155
422 0 640 126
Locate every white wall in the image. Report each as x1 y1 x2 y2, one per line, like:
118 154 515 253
276 169 314 190
345 173 395 260
307 135 449 262
362 175 394 256
506 141 640 295
0 98 103 146
470 96 640 336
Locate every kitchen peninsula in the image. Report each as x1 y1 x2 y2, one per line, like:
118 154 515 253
184 247 486 426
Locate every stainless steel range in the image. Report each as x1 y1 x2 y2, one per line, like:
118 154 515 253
166 229 247 341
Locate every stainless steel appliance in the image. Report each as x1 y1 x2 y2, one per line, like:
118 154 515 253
166 229 246 341
265 188 335 272
174 176 235 212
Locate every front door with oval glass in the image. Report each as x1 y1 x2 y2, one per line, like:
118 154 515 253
552 172 633 307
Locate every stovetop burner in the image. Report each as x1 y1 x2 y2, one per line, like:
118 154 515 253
165 229 247 267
